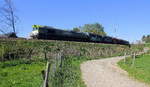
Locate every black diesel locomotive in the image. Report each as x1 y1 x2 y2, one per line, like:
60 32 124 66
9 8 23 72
30 25 130 46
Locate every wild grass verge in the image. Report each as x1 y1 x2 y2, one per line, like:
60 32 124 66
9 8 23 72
118 54 150 85
50 56 87 87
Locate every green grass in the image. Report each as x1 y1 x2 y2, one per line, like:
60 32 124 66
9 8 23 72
51 56 87 87
0 39 144 87
145 43 150 47
51 54 123 87
0 39 144 61
0 60 46 87
118 54 150 85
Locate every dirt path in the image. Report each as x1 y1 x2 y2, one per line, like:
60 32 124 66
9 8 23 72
81 56 149 87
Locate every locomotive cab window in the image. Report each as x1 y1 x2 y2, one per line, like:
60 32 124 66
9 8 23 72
33 27 37 31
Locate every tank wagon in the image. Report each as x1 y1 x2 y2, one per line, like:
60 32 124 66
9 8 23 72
30 25 130 46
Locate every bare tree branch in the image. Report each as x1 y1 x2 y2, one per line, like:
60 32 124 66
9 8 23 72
0 0 18 34
0 29 6 34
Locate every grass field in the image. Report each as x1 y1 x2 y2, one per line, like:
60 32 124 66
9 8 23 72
118 54 150 85
0 60 46 87
0 39 144 87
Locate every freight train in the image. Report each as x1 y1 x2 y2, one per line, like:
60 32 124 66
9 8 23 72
30 25 130 46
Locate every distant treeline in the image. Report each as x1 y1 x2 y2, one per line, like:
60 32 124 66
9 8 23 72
72 23 106 36
142 35 150 43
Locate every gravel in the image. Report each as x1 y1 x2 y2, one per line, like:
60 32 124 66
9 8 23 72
81 56 149 87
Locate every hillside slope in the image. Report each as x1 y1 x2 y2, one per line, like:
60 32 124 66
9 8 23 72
0 39 144 87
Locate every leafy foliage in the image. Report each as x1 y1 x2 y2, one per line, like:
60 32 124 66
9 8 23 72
73 27 80 32
80 23 106 36
142 35 150 43
50 56 86 87
72 23 107 36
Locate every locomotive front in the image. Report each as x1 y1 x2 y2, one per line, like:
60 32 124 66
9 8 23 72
30 25 41 39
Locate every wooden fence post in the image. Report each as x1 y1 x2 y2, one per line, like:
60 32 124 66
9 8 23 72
131 52 136 67
2 45 4 61
43 62 50 87
124 52 126 63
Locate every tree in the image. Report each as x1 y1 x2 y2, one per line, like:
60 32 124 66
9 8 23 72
80 23 106 36
142 35 146 42
142 35 150 43
73 27 80 32
0 0 18 35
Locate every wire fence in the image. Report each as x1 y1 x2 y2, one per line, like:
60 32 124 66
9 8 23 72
41 50 65 87
0 39 146 87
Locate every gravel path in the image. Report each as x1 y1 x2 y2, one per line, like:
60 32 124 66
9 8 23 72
81 56 149 87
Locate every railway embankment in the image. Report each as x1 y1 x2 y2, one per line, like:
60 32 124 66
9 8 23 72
0 39 144 87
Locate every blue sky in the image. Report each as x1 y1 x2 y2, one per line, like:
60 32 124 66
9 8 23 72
2 0 150 42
